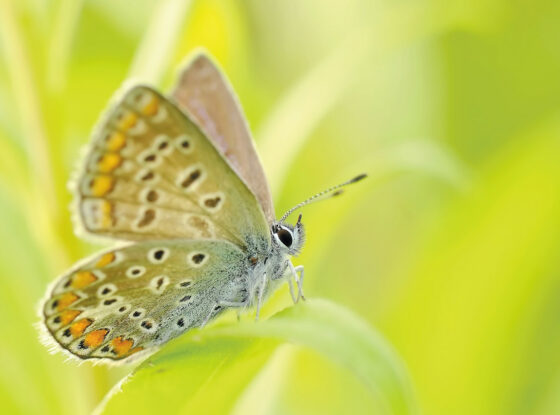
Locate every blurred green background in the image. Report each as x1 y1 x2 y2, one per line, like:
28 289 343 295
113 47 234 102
1 0 560 414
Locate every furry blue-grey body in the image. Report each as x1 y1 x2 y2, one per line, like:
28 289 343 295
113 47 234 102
151 219 305 348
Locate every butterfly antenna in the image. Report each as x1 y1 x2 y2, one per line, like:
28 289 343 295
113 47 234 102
279 173 367 223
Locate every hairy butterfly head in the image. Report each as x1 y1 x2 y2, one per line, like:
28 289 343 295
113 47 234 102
272 214 305 256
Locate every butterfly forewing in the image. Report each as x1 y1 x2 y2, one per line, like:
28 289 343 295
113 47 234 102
172 54 275 222
76 86 269 248
42 240 248 361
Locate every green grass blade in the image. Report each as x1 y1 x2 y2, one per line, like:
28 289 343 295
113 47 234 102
98 299 416 415
211 299 418 415
127 0 193 84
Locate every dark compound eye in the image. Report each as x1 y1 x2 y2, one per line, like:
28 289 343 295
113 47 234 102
277 228 293 247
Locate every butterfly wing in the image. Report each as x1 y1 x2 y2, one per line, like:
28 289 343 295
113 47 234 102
171 53 275 222
75 85 269 249
41 240 249 362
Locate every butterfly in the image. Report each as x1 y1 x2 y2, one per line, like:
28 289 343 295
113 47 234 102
39 52 366 363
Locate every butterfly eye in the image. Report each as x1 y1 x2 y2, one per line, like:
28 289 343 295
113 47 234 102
277 228 293 247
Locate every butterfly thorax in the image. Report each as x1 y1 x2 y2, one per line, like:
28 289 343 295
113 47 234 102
242 220 305 304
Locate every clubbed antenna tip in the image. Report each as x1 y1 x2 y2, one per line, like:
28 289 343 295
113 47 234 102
350 173 367 183
279 173 368 223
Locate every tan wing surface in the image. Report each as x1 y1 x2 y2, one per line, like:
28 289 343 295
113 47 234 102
75 86 269 249
172 53 275 222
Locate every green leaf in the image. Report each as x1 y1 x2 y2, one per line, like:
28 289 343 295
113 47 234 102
98 299 416 415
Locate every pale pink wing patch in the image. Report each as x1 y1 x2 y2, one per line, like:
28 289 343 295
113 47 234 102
171 53 275 222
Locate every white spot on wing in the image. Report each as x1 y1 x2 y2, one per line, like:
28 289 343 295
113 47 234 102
147 247 170 264
174 134 194 154
101 296 123 308
200 192 225 213
149 275 170 294
97 283 117 298
152 134 174 155
55 326 75 345
137 149 162 167
116 303 131 314
185 214 214 238
129 308 146 319
139 318 157 332
127 118 148 135
126 266 146 278
176 164 206 192
151 104 168 123
135 168 160 184
134 207 158 230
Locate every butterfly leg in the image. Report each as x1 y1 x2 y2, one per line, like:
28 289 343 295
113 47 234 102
295 265 305 301
217 301 248 322
287 276 297 303
255 273 268 322
200 309 214 328
288 262 306 302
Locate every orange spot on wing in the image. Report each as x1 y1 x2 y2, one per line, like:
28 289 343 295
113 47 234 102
57 292 79 311
142 95 159 116
59 309 81 325
84 329 109 348
105 131 126 151
71 271 97 289
70 318 92 338
97 153 122 173
117 112 137 130
111 336 134 356
90 175 115 197
95 252 115 267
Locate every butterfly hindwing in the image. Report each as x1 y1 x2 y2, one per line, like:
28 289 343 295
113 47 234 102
75 85 270 248
42 240 248 361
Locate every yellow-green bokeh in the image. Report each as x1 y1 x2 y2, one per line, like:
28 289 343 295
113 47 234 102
1 0 559 414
